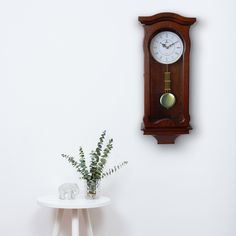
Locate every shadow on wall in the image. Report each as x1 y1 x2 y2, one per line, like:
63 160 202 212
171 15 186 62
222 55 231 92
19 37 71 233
90 206 129 236
31 207 54 236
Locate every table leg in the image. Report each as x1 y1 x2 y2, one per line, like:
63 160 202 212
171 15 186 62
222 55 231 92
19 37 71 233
72 209 79 236
52 209 64 236
82 209 93 236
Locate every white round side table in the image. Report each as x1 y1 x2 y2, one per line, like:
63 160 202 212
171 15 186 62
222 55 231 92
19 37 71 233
37 195 111 236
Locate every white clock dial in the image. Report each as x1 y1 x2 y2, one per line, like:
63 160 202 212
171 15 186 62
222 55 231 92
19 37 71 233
150 31 184 64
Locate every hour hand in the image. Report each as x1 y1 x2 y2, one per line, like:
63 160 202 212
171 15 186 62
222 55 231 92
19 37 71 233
160 42 167 48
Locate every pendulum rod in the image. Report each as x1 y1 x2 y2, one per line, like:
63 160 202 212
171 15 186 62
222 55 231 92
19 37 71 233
160 63 176 109
164 64 171 93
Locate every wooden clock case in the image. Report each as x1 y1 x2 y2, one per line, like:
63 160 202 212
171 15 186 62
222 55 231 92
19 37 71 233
139 12 196 144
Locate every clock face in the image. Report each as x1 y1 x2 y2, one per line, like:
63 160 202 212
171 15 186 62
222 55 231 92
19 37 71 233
150 31 184 64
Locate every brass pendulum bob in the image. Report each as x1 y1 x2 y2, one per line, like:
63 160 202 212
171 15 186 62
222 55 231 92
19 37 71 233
160 65 176 109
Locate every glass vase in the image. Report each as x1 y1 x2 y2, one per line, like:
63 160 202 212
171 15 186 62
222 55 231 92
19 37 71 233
86 179 101 199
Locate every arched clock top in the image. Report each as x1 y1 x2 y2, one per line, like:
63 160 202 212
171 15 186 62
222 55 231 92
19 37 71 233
138 12 196 26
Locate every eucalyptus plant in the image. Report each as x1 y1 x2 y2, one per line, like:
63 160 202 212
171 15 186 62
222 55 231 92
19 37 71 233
61 131 128 185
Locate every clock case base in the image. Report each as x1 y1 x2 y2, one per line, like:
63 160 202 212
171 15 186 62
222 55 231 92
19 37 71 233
142 124 192 144
139 12 196 144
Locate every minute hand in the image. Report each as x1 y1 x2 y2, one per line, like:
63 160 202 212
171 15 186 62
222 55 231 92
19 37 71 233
167 41 178 49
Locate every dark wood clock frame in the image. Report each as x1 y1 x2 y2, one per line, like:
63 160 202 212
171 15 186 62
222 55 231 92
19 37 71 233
139 12 196 144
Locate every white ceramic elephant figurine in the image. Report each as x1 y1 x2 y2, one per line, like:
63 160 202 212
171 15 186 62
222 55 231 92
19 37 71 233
58 183 79 200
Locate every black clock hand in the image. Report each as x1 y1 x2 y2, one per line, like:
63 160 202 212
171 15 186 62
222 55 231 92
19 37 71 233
160 42 168 48
167 41 178 49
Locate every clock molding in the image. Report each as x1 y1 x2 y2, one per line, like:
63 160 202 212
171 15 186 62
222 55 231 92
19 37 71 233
139 12 196 144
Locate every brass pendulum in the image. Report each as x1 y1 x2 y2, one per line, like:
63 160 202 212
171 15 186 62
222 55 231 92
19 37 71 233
160 64 176 109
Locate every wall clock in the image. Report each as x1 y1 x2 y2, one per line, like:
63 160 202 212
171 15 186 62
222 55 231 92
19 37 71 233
138 12 196 144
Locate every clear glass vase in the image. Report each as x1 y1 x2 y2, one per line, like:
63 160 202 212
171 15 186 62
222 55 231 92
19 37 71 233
86 179 101 199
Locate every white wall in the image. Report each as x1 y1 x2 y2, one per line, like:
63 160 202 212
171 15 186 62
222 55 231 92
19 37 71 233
0 0 236 235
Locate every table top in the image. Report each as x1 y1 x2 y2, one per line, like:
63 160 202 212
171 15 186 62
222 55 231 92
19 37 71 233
37 195 111 209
